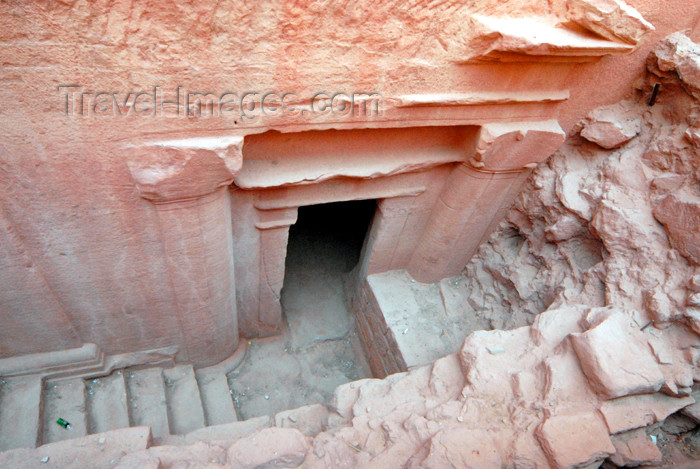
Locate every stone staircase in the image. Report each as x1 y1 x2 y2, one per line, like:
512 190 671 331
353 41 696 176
0 364 238 452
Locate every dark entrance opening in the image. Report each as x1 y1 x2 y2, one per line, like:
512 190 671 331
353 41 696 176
281 199 377 348
227 200 375 420
287 199 377 275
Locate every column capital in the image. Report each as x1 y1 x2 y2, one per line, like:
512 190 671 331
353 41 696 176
126 136 244 203
468 120 565 172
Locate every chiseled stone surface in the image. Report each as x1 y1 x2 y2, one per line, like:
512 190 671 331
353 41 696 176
226 428 310 469
421 427 501 469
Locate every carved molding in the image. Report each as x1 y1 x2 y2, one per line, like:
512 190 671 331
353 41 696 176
468 120 566 172
127 136 244 203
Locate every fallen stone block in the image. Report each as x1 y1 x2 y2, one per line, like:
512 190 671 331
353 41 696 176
570 315 664 399
600 393 695 434
609 428 663 467
651 32 700 99
536 411 615 469
226 427 310 469
184 415 272 444
580 102 642 149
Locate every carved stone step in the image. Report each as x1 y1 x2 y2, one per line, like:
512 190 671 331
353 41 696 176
163 365 206 435
125 368 169 440
0 376 43 451
197 372 238 426
85 371 130 434
42 378 88 444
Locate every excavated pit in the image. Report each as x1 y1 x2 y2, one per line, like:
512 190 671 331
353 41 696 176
227 200 376 419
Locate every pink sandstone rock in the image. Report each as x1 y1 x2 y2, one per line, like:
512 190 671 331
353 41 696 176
566 0 654 44
275 404 329 437
599 393 695 434
580 101 642 149
126 136 244 203
226 427 310 469
608 428 663 466
118 441 228 468
653 193 700 265
570 314 665 399
650 32 700 99
469 120 566 171
8 9 700 469
419 427 501 469
536 411 615 469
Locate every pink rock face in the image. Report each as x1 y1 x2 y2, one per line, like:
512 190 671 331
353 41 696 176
570 315 665 399
8 1 700 467
0 427 152 468
653 194 700 265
